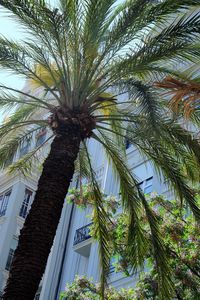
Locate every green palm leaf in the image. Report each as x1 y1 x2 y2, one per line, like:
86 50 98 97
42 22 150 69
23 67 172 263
83 141 110 299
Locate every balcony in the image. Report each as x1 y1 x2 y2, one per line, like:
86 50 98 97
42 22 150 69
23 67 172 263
73 223 92 257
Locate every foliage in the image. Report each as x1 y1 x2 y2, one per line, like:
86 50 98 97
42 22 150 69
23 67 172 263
59 276 134 300
132 195 200 299
66 189 200 299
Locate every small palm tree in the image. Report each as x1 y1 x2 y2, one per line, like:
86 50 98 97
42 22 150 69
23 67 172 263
1 1 200 299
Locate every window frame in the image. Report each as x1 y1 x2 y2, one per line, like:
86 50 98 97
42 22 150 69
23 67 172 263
0 190 12 217
35 127 47 148
138 176 153 195
19 188 33 219
19 140 30 158
5 248 15 271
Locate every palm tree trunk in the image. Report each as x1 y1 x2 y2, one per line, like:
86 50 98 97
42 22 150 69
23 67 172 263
3 132 81 300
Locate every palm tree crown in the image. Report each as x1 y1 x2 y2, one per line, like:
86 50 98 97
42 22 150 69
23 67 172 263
1 1 200 299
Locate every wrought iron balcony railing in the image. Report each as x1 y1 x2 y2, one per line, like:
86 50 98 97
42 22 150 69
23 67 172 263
73 222 92 246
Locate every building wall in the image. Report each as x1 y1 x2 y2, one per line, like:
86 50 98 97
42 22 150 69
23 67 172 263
0 172 37 295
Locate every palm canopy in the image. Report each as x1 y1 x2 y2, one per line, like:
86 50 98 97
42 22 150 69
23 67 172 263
1 0 200 299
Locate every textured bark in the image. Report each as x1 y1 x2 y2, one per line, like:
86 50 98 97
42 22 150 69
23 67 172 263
3 132 81 300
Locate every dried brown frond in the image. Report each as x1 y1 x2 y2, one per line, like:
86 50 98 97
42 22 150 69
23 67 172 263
154 76 200 118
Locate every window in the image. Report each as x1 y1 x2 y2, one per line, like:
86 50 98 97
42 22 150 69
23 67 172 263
109 256 129 275
138 177 153 194
5 248 15 271
125 138 131 150
35 127 47 147
109 257 116 274
5 238 18 271
4 154 14 168
19 140 30 158
0 190 11 217
19 189 33 219
185 203 191 218
95 166 104 188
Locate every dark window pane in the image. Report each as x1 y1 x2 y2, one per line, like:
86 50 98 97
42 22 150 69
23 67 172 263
144 185 153 194
125 139 131 149
19 189 32 219
5 248 15 271
19 143 29 158
0 191 11 217
4 154 14 168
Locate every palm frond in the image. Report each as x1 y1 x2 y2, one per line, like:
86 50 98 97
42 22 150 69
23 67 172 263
83 141 110 299
155 76 200 118
126 122 200 220
8 134 53 176
106 0 200 53
0 91 48 110
159 120 200 168
0 125 44 170
0 1 62 46
83 0 115 45
0 105 46 141
29 63 60 91
0 84 53 109
95 93 126 151
97 111 200 216
119 81 161 127
92 131 149 270
0 0 47 30
104 0 151 53
74 142 91 182
140 196 173 299
0 37 61 101
109 11 200 84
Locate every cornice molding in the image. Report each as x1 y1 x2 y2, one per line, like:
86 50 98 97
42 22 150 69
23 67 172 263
0 171 39 192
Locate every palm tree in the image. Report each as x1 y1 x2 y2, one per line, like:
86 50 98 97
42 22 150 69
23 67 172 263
1 0 200 299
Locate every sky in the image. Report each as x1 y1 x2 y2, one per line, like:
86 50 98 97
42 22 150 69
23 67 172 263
0 9 28 121
0 10 26 90
0 2 67 120
0 1 60 90
0 0 123 89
